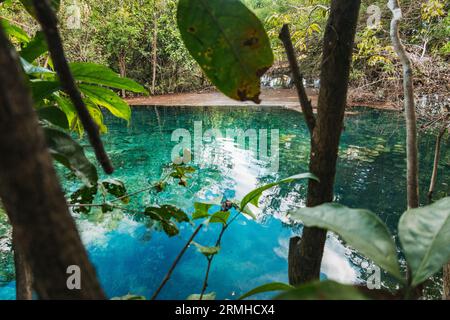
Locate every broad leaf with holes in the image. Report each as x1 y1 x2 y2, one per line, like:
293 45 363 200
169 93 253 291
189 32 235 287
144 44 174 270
289 203 402 280
177 0 273 103
398 197 450 286
101 179 129 203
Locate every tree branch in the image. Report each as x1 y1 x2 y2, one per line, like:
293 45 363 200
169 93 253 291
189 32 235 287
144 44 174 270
151 224 203 300
32 0 114 174
279 24 316 134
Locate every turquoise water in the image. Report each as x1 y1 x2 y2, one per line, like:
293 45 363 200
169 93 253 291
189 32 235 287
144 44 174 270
0 106 449 299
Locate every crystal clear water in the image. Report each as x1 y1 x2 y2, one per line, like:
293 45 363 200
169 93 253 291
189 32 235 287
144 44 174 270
0 106 449 299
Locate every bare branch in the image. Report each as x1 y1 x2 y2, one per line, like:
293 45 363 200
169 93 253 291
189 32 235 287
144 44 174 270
279 24 316 134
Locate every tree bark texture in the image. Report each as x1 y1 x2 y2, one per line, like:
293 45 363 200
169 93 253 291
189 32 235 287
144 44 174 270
388 0 419 209
12 229 33 300
289 0 361 285
0 25 105 299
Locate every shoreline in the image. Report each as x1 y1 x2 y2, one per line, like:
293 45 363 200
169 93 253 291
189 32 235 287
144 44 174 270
126 88 400 112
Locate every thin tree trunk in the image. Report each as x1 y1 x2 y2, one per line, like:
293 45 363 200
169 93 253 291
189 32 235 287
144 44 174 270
290 0 361 284
444 262 450 300
0 24 105 299
118 53 127 98
151 5 158 95
428 124 447 201
12 229 33 300
388 0 419 209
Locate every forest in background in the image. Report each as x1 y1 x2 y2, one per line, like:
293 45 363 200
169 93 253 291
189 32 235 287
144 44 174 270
1 0 448 105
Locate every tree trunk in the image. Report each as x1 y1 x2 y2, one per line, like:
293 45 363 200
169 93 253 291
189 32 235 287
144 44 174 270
0 25 105 299
118 53 127 98
428 124 447 202
289 0 361 284
388 0 419 209
151 5 158 95
12 229 33 300
444 262 450 300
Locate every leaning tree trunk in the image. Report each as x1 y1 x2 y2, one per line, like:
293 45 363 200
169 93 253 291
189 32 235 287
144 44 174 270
0 24 105 299
289 0 361 284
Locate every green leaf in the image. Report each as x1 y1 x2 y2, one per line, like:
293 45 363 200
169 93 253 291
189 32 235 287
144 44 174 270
70 63 148 94
44 128 98 187
111 294 146 300
239 282 294 300
143 205 189 237
101 179 128 203
192 202 213 220
275 280 370 300
1 19 29 43
20 57 54 75
78 83 131 121
30 80 60 103
192 241 220 257
70 186 98 214
52 94 77 131
398 197 450 286
177 0 273 103
38 106 69 129
20 31 48 62
290 203 402 280
187 292 216 300
209 211 230 225
240 173 318 211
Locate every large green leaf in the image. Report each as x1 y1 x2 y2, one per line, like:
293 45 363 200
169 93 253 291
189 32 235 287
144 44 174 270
177 0 273 103
289 203 402 280
398 197 450 286
38 106 69 129
1 19 29 43
79 84 131 121
20 31 48 62
70 63 148 94
275 280 369 300
239 282 294 300
44 128 98 187
30 80 60 103
52 94 77 130
240 173 318 211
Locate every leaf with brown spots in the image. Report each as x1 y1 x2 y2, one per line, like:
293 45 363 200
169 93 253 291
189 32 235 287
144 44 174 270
177 0 273 104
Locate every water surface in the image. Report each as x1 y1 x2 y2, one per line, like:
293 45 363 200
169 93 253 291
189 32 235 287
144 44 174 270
0 106 448 299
